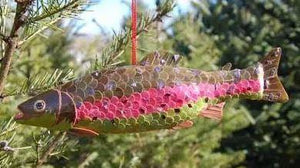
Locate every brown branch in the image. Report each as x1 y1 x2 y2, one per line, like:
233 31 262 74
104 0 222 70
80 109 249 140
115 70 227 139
36 132 66 167
0 0 33 95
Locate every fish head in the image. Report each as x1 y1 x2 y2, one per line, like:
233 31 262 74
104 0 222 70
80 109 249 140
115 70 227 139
15 89 76 129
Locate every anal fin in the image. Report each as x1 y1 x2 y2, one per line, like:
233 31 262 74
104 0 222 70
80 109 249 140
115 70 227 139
172 120 194 130
200 102 225 121
69 127 99 137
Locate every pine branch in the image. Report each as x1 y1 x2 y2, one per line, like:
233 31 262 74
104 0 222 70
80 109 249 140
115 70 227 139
20 0 89 46
29 0 84 23
18 18 61 46
4 69 74 97
36 132 66 167
0 117 32 166
0 0 34 96
97 0 175 68
0 0 89 98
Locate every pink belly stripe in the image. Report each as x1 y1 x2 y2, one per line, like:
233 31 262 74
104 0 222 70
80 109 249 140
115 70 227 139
76 79 261 121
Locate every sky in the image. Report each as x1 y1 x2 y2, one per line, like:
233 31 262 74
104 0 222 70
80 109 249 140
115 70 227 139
75 0 192 35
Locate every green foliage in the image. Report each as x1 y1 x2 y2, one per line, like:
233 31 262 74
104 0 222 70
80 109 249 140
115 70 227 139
191 0 300 167
5 69 74 97
94 0 175 69
21 0 89 45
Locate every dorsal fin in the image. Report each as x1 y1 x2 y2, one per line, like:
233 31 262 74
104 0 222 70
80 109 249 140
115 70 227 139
139 51 182 66
222 63 232 71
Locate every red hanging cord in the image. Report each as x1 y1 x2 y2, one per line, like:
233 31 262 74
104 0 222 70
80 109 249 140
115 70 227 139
131 0 137 65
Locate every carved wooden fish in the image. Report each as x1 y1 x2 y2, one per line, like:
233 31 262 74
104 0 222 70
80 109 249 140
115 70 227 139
14 48 288 136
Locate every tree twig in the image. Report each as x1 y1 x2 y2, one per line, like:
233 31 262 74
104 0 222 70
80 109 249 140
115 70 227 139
0 0 33 95
36 132 66 167
0 33 8 43
29 0 79 23
18 18 61 46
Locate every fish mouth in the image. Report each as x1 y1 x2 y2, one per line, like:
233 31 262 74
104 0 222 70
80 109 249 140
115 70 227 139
15 106 28 121
14 112 24 120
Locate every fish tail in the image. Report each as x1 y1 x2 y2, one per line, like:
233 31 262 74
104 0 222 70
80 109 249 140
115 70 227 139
259 47 289 103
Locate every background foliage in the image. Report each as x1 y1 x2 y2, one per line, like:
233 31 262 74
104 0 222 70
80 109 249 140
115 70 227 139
0 0 299 167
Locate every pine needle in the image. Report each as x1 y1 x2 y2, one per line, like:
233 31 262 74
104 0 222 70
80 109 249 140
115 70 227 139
94 0 175 69
5 69 74 97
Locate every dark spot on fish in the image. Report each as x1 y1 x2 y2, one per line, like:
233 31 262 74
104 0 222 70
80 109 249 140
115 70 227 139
92 71 100 78
164 93 171 97
188 104 192 108
247 87 251 90
136 68 142 74
154 51 160 58
174 108 180 113
111 120 115 124
121 99 127 104
92 117 97 121
160 104 167 108
172 54 180 61
161 115 166 120
139 108 145 114
205 97 209 103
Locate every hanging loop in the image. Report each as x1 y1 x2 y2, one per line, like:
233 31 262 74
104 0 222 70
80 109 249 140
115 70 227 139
131 0 137 65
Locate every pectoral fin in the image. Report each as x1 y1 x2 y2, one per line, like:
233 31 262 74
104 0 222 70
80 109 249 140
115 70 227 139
69 127 99 137
200 102 225 121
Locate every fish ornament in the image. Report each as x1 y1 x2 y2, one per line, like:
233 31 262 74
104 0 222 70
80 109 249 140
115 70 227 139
15 48 289 136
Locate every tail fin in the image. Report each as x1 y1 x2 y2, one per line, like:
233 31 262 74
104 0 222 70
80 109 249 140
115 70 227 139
259 47 289 103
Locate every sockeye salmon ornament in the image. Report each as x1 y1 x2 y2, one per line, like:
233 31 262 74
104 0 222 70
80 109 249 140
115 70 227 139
15 48 289 136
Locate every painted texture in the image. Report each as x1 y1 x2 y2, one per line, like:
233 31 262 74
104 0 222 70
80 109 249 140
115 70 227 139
75 98 207 133
66 59 264 133
76 79 261 121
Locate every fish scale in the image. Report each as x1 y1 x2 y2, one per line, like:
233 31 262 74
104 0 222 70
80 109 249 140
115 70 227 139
15 48 289 136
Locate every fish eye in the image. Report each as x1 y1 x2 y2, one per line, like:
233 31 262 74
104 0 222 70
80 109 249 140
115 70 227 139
34 100 46 112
